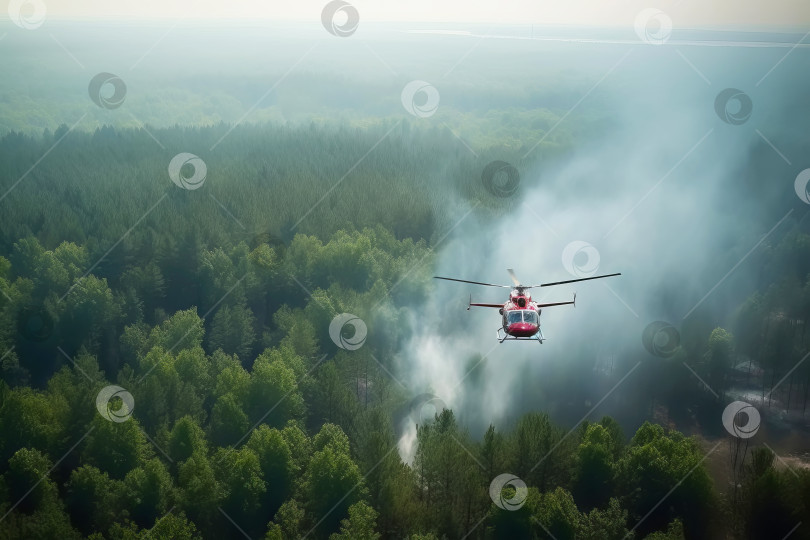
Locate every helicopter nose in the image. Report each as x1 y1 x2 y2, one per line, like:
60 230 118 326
509 322 539 337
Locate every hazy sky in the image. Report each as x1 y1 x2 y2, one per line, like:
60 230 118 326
22 0 810 28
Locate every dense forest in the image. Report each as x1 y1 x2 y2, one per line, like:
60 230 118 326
0 119 808 539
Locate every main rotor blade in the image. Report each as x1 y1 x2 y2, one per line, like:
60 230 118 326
434 276 511 288
535 272 622 288
507 268 521 287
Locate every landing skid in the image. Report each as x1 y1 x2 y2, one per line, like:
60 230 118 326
496 327 545 344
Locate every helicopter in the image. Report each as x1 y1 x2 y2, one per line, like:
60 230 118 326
434 269 621 343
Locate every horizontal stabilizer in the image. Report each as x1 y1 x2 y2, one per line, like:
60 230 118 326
535 300 575 308
536 293 576 308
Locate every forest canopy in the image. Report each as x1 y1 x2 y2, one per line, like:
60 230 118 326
1 121 809 539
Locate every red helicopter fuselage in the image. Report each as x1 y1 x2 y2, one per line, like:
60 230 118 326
502 290 541 338
436 269 620 343
467 288 559 342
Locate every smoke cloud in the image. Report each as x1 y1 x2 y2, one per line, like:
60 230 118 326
395 35 810 457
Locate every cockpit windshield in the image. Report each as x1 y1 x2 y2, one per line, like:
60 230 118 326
506 310 538 325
